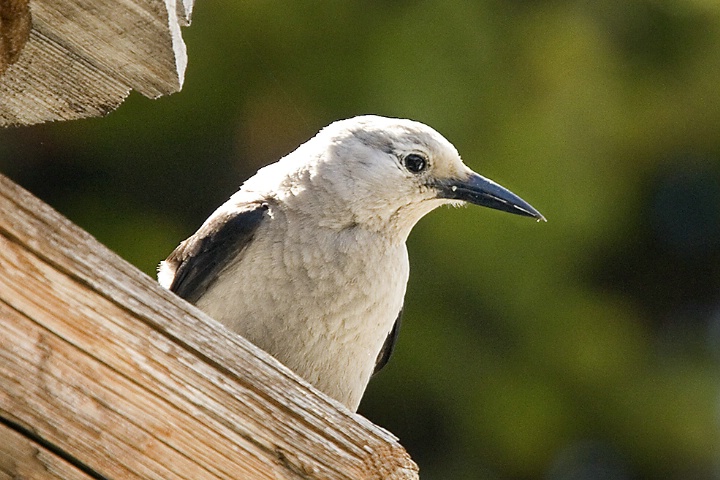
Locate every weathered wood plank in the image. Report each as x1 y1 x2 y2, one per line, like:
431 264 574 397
0 29 132 125
0 173 419 479
0 421 95 480
0 240 298 479
0 0 193 126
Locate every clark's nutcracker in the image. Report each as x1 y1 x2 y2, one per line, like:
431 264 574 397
159 115 544 411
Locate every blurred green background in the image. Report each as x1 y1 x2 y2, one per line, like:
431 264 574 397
2 1 720 478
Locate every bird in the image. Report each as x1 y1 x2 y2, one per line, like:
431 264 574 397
158 115 544 411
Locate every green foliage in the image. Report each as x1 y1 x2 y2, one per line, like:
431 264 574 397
2 1 719 478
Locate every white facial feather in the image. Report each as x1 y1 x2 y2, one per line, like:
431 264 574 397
236 115 473 239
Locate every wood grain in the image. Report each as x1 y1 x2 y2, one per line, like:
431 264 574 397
0 0 192 126
0 422 95 480
0 173 419 479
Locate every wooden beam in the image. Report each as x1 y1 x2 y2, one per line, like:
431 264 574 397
0 173 419 480
0 421 96 480
0 0 192 126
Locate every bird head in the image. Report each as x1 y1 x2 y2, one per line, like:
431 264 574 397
243 115 544 239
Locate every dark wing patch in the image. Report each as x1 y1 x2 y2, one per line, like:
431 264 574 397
373 308 403 376
165 202 268 303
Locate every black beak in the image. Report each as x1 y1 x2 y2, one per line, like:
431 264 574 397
438 172 545 221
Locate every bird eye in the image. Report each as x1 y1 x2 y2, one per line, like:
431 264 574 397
403 153 428 174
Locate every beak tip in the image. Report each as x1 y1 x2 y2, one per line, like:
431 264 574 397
531 210 547 223
518 206 546 223
439 173 546 222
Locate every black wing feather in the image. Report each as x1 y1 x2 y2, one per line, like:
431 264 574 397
373 308 403 376
166 202 268 303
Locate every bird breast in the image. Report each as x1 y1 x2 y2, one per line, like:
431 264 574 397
195 208 409 410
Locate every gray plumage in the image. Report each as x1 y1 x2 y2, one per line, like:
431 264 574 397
159 115 544 411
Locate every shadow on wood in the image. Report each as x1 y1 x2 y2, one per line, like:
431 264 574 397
0 173 419 480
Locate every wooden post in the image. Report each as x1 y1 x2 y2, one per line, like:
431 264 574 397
0 173 419 480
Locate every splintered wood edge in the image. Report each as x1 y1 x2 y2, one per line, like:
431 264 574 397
176 0 193 26
0 173 419 479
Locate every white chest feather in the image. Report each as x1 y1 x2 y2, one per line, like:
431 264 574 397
195 210 409 410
